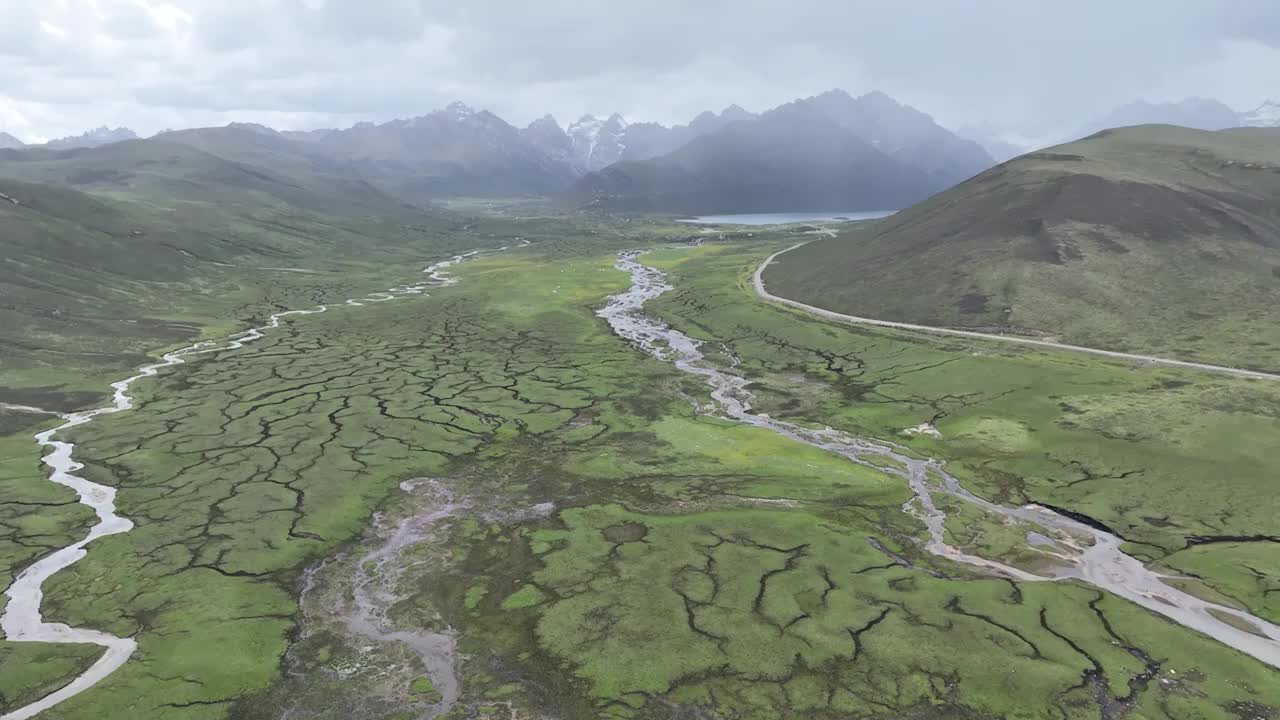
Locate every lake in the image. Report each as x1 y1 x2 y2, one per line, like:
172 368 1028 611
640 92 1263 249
677 210 896 226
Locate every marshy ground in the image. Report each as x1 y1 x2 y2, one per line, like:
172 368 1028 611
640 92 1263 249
2 220 1278 719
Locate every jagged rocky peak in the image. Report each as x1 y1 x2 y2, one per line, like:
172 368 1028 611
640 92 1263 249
45 126 139 149
687 104 756 135
522 114 573 162
526 114 564 132
568 113 630 172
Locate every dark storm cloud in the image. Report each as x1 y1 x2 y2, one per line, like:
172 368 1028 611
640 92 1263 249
0 0 1277 143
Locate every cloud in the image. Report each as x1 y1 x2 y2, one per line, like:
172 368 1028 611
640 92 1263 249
0 0 1277 142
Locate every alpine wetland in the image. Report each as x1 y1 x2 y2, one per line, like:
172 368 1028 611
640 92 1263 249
2 2 1278 719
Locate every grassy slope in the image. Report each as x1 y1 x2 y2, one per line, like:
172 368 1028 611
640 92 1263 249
763 125 1280 371
0 139 489 408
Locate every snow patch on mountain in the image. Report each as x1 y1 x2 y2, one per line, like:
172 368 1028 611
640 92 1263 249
568 113 629 172
1240 100 1280 127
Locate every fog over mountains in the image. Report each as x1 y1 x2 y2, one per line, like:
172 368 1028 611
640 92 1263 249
4 90 1278 212
570 90 994 213
1080 98 1244 137
0 90 998 210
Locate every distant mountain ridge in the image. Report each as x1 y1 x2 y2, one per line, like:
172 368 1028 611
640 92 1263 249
2 91 994 202
1079 97 1280 138
44 126 139 150
10 93 1280 193
27 89 975 203
804 90 991 188
568 90 992 213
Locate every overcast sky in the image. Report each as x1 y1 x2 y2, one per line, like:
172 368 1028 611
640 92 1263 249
2 0 1278 143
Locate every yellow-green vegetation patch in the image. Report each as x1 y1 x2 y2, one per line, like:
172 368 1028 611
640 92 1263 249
0 642 104 716
462 253 632 318
651 416 900 501
937 495 1071 575
1205 608 1269 638
410 675 443 703
642 243 728 270
946 417 1035 454
501 584 547 610
1157 542 1280 624
464 585 489 610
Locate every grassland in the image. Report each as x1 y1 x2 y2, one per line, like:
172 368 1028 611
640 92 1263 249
1 217 1277 719
649 240 1280 607
762 125 1280 371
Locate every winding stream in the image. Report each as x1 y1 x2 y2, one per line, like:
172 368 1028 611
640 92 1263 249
0 247 506 720
599 250 1280 670
345 479 464 715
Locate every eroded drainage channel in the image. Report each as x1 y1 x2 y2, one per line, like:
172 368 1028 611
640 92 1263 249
0 245 518 720
598 249 1280 670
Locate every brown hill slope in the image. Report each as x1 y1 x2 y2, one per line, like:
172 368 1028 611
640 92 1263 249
762 125 1280 371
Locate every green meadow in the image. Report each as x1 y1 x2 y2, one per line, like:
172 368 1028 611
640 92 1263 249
1 221 1276 719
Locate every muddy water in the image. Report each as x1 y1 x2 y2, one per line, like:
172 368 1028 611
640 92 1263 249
0 247 511 720
599 250 1280 669
345 479 464 715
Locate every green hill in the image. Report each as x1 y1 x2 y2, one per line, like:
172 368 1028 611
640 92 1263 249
0 139 479 408
762 125 1280 371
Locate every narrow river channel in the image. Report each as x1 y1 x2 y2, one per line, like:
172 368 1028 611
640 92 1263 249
0 247 506 720
598 249 1280 670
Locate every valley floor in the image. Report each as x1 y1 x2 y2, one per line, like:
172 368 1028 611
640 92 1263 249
1 219 1278 720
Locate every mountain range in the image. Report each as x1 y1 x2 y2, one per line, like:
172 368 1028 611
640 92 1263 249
1077 97 1280 138
46 127 140 150
7 93 1278 211
569 90 992 213
0 91 993 208
0 126 139 151
1078 98 1241 137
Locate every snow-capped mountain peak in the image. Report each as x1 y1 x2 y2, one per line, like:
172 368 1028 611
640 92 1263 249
567 113 629 172
1240 100 1280 127
444 101 476 118
568 114 603 139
